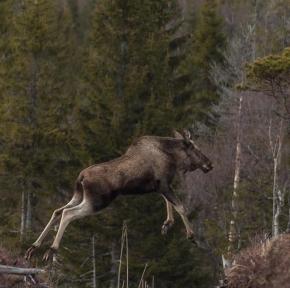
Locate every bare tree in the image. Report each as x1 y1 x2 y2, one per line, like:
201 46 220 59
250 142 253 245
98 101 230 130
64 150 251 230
110 241 117 288
210 19 258 264
92 235 97 288
268 117 285 237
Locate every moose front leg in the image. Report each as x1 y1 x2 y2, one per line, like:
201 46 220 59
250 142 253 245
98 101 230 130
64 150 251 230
161 198 174 235
162 189 195 241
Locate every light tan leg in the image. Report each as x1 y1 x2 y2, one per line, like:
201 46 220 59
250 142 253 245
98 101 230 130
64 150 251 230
161 198 174 235
43 199 93 261
25 194 82 260
34 195 82 247
165 199 174 222
162 190 194 239
173 204 194 238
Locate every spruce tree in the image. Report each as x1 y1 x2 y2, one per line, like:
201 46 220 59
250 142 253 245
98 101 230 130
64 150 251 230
177 0 226 126
0 0 78 246
86 0 178 148
73 0 218 287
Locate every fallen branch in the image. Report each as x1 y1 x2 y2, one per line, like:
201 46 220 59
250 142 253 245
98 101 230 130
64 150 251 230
0 264 45 275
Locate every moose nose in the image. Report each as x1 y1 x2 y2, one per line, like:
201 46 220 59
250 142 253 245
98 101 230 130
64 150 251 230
202 163 213 173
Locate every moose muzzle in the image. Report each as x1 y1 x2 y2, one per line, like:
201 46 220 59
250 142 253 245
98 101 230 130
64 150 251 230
201 162 213 173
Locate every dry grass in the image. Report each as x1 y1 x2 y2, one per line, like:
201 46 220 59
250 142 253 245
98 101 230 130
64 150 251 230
225 234 290 288
0 245 46 287
0 245 28 287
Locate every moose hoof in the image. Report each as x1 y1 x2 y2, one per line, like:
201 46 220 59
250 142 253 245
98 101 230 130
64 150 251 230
186 232 195 242
25 245 38 260
161 221 174 235
42 247 57 262
188 236 208 251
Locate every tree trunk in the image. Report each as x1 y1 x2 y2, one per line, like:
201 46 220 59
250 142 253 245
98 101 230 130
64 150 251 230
117 225 125 288
20 190 26 241
20 189 32 241
92 235 97 288
0 265 45 275
287 190 290 233
110 241 117 288
269 118 284 237
272 158 279 237
125 224 129 288
25 190 32 232
227 92 243 257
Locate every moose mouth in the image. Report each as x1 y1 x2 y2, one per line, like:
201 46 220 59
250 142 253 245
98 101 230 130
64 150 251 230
201 163 213 173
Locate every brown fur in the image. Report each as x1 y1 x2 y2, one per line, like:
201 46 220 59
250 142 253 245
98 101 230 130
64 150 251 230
75 135 212 209
25 131 212 261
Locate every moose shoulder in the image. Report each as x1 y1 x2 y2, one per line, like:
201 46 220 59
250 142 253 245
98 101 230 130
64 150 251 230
25 130 213 261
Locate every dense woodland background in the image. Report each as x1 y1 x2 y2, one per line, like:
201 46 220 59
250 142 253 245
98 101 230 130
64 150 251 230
0 0 290 287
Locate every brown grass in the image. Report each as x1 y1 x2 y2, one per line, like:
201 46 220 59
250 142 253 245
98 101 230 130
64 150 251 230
225 234 290 288
0 245 46 287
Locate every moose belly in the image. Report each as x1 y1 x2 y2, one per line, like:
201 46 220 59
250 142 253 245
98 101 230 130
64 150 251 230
117 176 160 195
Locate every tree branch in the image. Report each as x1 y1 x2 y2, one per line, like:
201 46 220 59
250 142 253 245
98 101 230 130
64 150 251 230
0 265 45 275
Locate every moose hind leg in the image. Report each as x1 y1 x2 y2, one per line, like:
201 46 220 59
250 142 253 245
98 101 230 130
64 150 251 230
25 194 82 260
43 199 93 261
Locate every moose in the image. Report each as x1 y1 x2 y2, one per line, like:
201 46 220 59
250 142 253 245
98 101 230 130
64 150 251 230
25 130 213 261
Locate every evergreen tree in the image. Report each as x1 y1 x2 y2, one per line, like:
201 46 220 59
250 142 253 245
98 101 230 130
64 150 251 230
85 0 178 152
177 0 226 126
66 0 219 287
0 0 78 246
0 0 227 287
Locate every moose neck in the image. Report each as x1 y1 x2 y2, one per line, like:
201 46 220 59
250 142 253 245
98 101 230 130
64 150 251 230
158 138 190 172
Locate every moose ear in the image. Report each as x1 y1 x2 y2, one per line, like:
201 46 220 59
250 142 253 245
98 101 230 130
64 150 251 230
173 130 184 139
182 129 192 142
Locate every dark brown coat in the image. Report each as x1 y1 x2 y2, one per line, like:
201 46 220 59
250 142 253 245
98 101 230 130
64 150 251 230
26 131 212 261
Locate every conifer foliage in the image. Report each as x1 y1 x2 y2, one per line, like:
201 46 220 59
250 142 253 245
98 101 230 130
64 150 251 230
0 0 228 287
177 0 225 125
0 0 78 242
86 0 178 149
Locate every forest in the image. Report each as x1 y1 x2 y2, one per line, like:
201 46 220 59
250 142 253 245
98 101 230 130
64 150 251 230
0 0 290 287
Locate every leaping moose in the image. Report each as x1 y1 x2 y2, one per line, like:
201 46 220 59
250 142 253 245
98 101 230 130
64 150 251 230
25 130 213 261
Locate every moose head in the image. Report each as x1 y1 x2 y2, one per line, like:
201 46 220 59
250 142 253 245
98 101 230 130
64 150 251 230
173 129 213 173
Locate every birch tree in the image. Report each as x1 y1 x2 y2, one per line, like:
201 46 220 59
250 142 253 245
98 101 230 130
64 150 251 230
246 48 290 236
211 21 258 264
268 118 284 236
